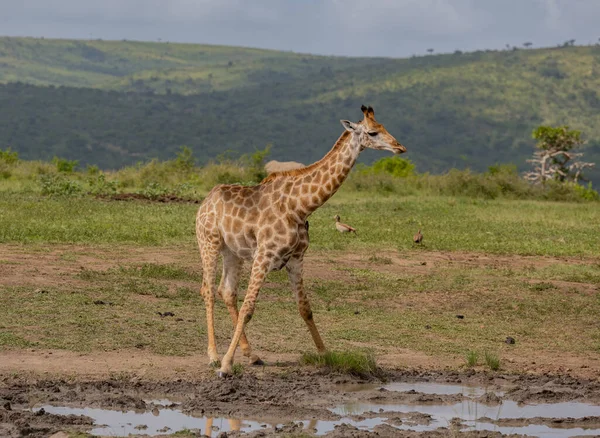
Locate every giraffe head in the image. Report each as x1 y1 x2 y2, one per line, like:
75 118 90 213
340 105 406 154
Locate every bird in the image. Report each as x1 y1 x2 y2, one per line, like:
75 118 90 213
334 215 357 234
413 229 423 244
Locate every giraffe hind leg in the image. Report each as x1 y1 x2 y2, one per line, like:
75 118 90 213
287 255 326 353
197 221 222 365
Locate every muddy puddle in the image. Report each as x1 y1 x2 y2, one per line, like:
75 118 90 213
16 380 600 437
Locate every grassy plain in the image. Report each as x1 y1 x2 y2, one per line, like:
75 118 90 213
1 188 599 376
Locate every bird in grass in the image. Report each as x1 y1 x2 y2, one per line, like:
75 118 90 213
413 229 423 244
334 215 357 234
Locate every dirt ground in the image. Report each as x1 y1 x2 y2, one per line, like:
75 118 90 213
1 244 600 436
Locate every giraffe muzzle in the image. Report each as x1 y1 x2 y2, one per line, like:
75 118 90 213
394 143 407 154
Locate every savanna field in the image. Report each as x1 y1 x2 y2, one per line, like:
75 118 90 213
1 150 599 374
1 146 600 437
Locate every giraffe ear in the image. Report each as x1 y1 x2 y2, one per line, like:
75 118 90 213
340 120 357 132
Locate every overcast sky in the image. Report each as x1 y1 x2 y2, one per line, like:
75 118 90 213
1 0 599 57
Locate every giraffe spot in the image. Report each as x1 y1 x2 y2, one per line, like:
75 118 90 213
223 215 232 229
246 208 259 223
232 218 243 233
222 190 232 201
274 220 286 234
244 198 254 208
300 197 311 210
325 181 333 192
288 199 297 210
291 186 300 196
236 235 247 248
311 195 320 205
310 184 319 194
231 206 239 217
244 226 256 242
302 175 312 184
266 241 277 251
263 227 273 240
301 185 310 195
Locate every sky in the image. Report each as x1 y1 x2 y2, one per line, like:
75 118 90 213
1 0 599 57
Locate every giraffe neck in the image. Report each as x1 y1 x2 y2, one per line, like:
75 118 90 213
280 131 361 220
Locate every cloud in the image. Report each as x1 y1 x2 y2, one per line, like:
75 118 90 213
1 0 599 57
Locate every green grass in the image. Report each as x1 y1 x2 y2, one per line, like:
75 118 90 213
465 350 479 367
232 363 245 377
484 352 501 371
0 190 599 366
1 192 599 257
301 351 381 378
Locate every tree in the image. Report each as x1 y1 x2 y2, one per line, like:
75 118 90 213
524 126 595 184
427 48 434 54
523 42 533 48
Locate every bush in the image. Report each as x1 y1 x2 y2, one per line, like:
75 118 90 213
39 174 82 196
0 147 19 165
88 173 119 195
174 146 195 172
52 157 78 173
138 181 169 199
368 156 416 178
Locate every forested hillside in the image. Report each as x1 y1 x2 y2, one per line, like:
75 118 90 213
1 37 599 182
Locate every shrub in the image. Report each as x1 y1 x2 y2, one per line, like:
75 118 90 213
52 157 78 173
138 181 169 199
88 173 119 195
39 174 82 196
0 147 19 165
174 146 195 172
368 156 416 178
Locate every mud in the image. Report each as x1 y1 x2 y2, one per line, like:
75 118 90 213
2 369 600 437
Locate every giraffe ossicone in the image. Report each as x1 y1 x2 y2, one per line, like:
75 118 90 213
196 105 406 377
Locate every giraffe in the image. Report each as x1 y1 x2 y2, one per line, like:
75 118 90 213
196 105 406 377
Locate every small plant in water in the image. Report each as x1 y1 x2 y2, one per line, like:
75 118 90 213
301 350 382 378
465 350 479 367
484 352 500 371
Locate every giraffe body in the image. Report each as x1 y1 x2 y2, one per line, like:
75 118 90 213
196 105 406 376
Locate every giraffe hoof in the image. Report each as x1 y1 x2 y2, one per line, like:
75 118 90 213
250 358 264 366
217 370 230 379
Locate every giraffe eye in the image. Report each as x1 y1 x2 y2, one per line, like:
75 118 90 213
368 132 378 137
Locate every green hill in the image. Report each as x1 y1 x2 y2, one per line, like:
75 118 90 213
1 37 599 182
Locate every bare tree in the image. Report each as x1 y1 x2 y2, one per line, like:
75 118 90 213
427 48 434 54
523 42 533 48
525 126 595 184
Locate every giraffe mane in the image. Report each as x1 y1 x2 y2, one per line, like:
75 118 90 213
261 130 352 183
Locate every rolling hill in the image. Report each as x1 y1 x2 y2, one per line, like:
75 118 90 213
1 37 599 182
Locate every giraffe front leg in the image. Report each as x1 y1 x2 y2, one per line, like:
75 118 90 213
219 250 263 366
218 257 269 377
287 256 326 353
